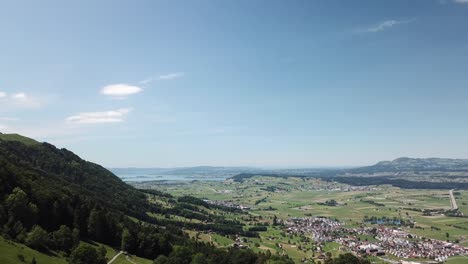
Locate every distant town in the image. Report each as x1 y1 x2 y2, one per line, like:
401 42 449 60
286 216 468 263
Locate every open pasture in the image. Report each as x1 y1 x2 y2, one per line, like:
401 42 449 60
148 176 468 263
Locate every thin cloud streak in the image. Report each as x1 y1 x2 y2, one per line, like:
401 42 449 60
359 19 415 33
66 108 132 125
139 72 185 85
158 72 184 80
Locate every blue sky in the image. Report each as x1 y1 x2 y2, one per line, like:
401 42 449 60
1 0 468 167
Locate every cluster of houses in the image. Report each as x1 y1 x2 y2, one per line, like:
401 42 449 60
375 227 466 260
303 182 379 192
285 217 468 262
203 199 251 210
286 217 343 242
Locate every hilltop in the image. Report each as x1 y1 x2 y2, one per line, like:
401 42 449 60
0 133 39 146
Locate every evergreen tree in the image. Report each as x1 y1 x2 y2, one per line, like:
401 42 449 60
121 229 133 251
25 225 49 250
69 244 106 264
52 225 74 252
153 255 168 264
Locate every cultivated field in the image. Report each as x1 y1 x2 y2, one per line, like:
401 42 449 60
144 176 468 263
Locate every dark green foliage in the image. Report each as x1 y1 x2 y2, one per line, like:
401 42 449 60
0 139 148 247
51 225 77 252
247 226 267 232
360 200 385 207
140 189 174 198
190 253 206 264
330 176 468 189
151 247 273 264
153 255 169 264
167 245 193 264
327 253 371 264
0 140 149 222
255 197 267 205
120 229 133 251
17 253 25 262
177 195 243 213
260 186 284 192
318 200 338 206
97 245 107 260
25 226 48 250
268 255 295 264
4 187 39 231
69 244 106 264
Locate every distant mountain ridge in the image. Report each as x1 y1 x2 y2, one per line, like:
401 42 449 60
113 157 468 181
228 157 468 189
349 157 468 174
376 157 468 167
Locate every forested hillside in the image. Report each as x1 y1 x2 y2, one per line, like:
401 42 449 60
0 135 299 264
0 134 372 264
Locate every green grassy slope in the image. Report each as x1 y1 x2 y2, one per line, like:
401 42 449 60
0 236 155 264
0 133 39 146
0 236 66 264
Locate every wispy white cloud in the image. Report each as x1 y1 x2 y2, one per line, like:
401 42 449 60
66 108 132 125
0 92 44 108
139 78 154 85
359 19 415 33
100 84 143 99
139 72 185 85
158 72 184 80
454 0 468 3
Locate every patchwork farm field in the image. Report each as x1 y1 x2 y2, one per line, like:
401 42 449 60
142 176 468 263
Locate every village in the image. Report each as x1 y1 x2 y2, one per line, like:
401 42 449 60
285 217 468 263
203 199 252 210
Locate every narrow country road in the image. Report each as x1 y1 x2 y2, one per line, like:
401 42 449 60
449 189 458 210
107 251 123 264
